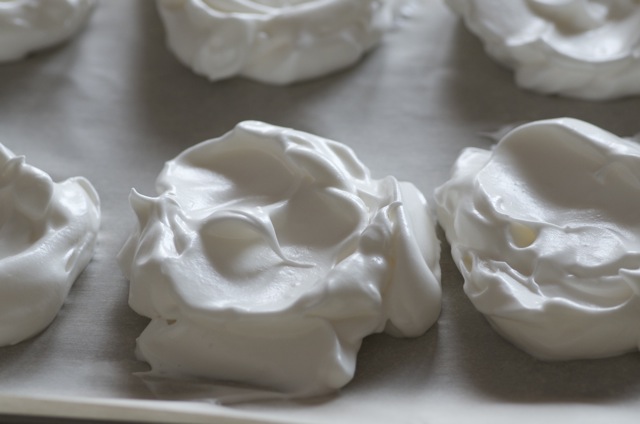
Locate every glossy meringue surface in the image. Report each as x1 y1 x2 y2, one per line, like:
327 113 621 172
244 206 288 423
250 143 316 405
446 0 640 100
435 118 640 360
156 0 397 84
0 143 100 346
0 0 95 62
118 121 441 397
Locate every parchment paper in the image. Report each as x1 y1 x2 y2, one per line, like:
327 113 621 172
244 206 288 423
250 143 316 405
0 1 639 423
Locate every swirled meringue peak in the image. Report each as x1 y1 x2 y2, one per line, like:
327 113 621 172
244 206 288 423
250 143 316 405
0 0 96 62
435 118 640 360
156 0 400 84
446 0 640 100
0 144 100 346
118 121 441 398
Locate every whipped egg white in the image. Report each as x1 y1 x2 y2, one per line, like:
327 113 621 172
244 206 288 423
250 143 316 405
0 144 100 346
435 118 640 360
118 121 441 397
446 0 640 100
156 0 399 84
0 0 96 62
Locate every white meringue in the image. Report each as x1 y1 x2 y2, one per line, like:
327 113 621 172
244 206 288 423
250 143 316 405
446 0 640 100
0 0 96 62
0 144 100 346
435 118 640 360
156 0 397 84
118 121 441 397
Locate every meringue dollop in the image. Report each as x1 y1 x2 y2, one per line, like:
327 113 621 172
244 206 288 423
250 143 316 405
156 0 398 84
118 121 441 397
445 0 640 100
435 118 640 360
0 0 96 62
0 143 100 346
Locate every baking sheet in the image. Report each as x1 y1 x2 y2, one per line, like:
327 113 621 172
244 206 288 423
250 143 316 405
1 1 639 423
